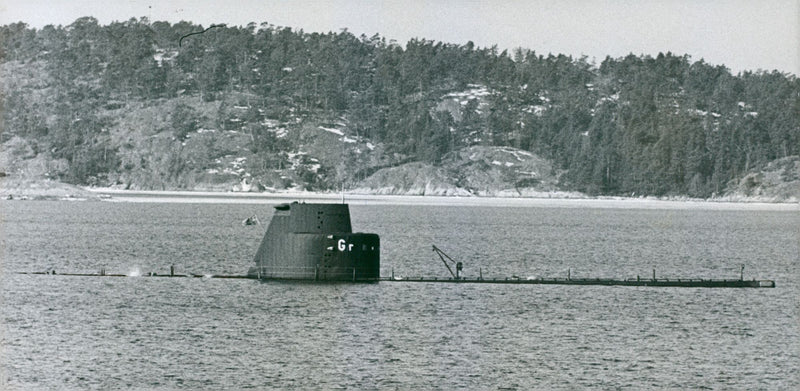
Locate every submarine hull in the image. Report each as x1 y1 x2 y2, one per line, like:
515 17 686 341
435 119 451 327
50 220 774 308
248 203 380 281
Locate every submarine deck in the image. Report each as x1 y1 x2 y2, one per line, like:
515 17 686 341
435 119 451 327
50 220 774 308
16 272 775 288
379 276 775 288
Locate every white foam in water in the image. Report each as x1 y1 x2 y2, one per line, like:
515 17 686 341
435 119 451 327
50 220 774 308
127 267 142 277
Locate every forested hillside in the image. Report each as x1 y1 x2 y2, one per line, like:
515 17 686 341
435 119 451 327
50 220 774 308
2 17 798 198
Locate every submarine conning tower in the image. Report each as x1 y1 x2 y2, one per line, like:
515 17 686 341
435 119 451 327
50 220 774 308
248 202 380 281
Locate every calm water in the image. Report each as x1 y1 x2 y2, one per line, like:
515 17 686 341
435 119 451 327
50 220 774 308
1 199 798 389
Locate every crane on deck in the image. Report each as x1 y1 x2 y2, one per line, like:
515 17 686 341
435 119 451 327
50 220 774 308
432 245 463 280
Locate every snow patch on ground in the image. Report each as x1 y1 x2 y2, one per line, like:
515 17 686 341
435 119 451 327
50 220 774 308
319 126 344 136
444 84 492 101
523 105 547 116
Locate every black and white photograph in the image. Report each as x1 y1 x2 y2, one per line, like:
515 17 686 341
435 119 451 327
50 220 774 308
1 0 798 389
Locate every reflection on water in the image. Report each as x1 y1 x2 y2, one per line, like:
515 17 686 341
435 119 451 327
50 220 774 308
2 200 798 389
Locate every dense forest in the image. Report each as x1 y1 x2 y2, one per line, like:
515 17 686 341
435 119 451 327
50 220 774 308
1 17 798 197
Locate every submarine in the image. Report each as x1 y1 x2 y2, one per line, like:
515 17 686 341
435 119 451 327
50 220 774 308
247 202 380 281
18 201 776 288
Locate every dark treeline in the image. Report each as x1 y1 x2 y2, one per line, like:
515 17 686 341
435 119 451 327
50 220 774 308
2 17 798 196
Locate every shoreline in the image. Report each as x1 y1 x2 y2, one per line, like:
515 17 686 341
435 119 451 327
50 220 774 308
81 187 799 211
1 178 796 210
